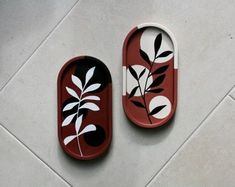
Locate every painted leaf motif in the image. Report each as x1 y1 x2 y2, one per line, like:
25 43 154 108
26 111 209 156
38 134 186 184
151 65 169 75
129 66 138 80
82 95 100 101
78 124 96 136
62 113 77 126
139 49 151 66
85 67 95 85
157 51 173 58
147 88 164 93
128 86 139 99
64 135 77 145
84 83 101 93
131 100 145 108
148 74 165 89
80 102 100 111
72 75 83 91
139 68 146 79
66 87 79 99
154 33 162 57
149 105 166 116
63 102 79 111
75 115 83 133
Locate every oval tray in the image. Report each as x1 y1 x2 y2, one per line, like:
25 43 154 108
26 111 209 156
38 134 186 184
122 23 178 128
58 56 112 160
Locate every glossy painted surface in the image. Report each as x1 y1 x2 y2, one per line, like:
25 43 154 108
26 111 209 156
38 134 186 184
58 56 112 160
123 24 177 128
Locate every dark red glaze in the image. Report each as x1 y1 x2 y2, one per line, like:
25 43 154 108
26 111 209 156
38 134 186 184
58 56 112 160
123 25 177 128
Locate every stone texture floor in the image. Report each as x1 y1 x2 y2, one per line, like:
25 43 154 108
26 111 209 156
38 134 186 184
0 0 234 186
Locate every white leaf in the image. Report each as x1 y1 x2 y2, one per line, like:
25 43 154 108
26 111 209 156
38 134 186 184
62 113 76 126
72 75 83 91
63 135 77 145
78 124 96 136
63 102 79 111
85 67 95 85
75 115 83 133
66 87 79 99
80 102 99 111
83 83 101 93
82 96 100 101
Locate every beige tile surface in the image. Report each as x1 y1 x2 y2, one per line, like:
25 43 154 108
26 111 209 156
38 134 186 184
148 96 235 187
0 0 78 89
0 0 235 186
0 125 69 187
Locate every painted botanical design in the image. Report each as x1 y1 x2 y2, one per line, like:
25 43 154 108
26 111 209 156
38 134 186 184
128 33 173 124
62 67 101 156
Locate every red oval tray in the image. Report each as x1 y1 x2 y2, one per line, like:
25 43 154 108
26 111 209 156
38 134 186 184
122 23 178 128
58 56 112 160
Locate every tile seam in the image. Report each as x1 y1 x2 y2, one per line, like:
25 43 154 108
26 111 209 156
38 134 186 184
0 123 72 186
145 85 235 186
0 0 80 93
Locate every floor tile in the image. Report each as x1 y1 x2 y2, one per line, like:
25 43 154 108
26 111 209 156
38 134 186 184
0 0 235 186
229 87 235 100
148 96 235 187
0 0 78 89
0 125 69 187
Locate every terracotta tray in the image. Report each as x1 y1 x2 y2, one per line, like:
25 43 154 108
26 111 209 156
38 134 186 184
122 23 178 128
58 56 112 160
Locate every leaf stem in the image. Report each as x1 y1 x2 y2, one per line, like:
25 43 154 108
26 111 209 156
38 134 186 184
142 57 158 124
136 77 152 124
75 88 85 156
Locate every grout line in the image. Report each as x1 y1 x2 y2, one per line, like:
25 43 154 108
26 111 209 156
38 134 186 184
145 85 235 187
0 123 72 187
0 0 80 93
229 94 235 101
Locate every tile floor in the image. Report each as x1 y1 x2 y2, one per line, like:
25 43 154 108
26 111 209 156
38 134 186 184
0 0 234 186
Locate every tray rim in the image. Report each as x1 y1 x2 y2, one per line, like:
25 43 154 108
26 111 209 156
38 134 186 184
122 23 178 128
57 55 112 160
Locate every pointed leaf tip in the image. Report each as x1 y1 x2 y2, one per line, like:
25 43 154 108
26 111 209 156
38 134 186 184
85 67 96 85
148 74 166 89
78 124 96 136
80 102 100 111
75 115 83 133
72 75 83 91
83 83 101 93
63 102 79 111
62 113 76 127
131 100 145 108
64 135 77 145
128 86 139 99
157 51 173 58
139 68 146 79
66 87 79 99
139 49 151 65
149 105 166 116
154 33 162 57
151 65 169 75
128 66 138 80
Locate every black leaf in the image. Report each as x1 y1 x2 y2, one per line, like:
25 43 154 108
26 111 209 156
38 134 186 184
139 68 146 79
129 65 138 80
148 74 165 89
139 49 151 65
131 100 145 108
149 105 166 115
151 65 169 75
157 51 173 58
128 86 139 98
154 33 162 57
147 88 164 93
